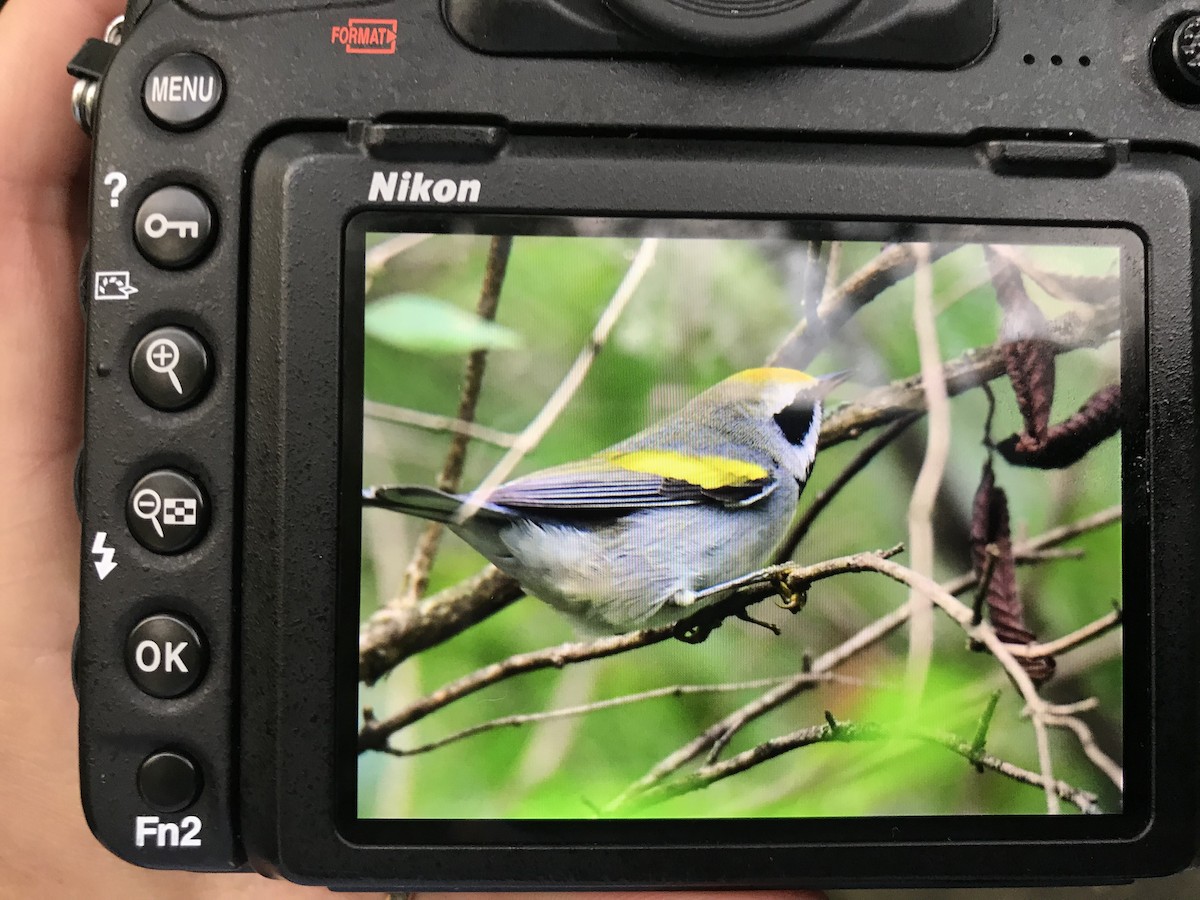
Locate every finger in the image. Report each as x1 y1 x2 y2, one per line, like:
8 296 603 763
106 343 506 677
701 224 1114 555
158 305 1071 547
0 0 124 196
432 893 826 900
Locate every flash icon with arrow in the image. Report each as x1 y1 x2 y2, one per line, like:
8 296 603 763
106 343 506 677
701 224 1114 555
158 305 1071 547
91 532 117 580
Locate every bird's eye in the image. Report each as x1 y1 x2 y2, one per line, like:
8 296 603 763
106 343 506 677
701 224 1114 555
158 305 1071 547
773 401 817 446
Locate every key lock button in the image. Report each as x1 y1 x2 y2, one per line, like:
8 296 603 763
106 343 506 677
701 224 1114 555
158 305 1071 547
134 186 215 269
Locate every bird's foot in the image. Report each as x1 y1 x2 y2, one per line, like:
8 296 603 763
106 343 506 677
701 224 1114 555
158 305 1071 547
772 574 809 612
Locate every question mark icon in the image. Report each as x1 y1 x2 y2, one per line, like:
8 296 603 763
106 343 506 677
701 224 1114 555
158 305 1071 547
104 172 128 208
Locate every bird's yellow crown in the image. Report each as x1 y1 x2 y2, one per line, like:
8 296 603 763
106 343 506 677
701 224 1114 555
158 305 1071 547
729 367 817 387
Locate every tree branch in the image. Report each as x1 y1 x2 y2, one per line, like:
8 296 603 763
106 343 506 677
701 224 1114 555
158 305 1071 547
770 243 956 368
819 299 1119 450
611 507 1119 810
397 236 513 606
904 244 948 707
455 238 659 524
363 400 518 448
1043 712 1124 792
381 673 870 758
360 566 523 685
359 546 909 752
624 717 1101 815
1006 605 1122 660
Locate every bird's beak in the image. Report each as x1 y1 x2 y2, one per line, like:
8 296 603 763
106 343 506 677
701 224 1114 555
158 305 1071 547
814 370 851 398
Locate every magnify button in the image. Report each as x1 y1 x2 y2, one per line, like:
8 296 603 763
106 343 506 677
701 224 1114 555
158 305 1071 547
131 327 211 410
126 470 209 554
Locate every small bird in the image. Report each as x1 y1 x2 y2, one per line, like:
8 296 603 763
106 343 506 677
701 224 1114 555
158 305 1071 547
364 368 846 634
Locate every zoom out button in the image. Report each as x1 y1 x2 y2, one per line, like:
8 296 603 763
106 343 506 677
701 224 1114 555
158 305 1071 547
126 470 209 554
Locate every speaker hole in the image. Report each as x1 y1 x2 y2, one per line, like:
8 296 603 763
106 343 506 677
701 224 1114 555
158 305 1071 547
1023 53 1036 65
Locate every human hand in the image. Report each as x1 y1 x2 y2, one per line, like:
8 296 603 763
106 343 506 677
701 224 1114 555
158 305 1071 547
0 2 825 898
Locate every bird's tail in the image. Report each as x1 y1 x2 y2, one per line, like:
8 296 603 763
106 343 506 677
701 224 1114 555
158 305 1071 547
362 485 465 523
362 485 511 525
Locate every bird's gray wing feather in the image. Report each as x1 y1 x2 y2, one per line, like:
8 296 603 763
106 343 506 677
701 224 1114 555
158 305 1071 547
490 459 777 511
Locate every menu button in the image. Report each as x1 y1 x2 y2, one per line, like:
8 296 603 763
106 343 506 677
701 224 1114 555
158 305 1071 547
143 53 224 130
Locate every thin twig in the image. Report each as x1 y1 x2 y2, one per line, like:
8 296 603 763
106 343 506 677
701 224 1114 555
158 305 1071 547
364 233 433 291
398 236 513 605
363 400 519 448
820 298 1119 450
455 239 659 524
1043 714 1124 792
821 241 842 306
383 673 869 758
971 549 999 628
904 243 949 709
609 507 1122 809
768 243 956 368
625 718 1101 815
860 556 1061 814
1006 606 1122 659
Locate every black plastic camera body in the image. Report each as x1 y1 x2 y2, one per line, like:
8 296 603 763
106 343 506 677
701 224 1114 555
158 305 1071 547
70 0 1200 889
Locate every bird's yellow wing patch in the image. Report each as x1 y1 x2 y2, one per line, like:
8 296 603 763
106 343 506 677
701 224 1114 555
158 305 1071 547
605 449 769 489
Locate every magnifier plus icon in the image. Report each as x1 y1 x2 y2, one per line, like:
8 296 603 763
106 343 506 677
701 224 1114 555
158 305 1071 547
145 338 184 394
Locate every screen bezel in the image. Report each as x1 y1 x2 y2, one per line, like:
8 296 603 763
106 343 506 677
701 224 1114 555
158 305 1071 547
242 132 1199 885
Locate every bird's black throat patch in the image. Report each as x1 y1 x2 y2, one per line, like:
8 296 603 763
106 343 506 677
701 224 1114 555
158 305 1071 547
774 400 819 446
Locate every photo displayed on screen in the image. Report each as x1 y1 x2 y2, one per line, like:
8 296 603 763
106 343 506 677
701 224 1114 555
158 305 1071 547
356 221 1128 821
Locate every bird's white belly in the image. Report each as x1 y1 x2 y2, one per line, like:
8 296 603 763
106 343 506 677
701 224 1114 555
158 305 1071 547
497 493 795 633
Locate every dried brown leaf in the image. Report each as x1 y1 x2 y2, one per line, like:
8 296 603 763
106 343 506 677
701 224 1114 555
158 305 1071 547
998 384 1120 470
986 247 1057 446
970 461 1055 684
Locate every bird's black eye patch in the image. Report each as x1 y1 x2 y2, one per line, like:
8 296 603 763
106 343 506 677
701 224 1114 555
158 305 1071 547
774 401 817 446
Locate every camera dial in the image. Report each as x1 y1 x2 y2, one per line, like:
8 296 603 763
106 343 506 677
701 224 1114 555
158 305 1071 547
605 0 860 51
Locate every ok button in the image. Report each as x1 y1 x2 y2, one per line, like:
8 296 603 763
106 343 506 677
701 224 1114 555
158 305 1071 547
125 614 208 698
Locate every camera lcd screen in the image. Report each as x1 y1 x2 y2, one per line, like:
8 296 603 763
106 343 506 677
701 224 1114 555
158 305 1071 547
351 220 1137 828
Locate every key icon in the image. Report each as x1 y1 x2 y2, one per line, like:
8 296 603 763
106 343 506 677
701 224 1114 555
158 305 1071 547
143 213 201 239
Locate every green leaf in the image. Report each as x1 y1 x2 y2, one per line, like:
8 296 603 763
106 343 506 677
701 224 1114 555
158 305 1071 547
365 294 522 355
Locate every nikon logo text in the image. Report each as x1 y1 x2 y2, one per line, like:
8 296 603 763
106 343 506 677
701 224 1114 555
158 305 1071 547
368 171 482 205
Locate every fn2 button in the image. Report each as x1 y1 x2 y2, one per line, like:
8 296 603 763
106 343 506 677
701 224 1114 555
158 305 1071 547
138 751 201 813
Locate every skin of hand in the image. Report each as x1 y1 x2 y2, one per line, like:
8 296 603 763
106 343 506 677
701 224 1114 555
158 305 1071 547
0 1 826 898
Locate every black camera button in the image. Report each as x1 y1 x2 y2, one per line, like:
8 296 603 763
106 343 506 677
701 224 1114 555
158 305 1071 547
131 327 211 411
142 53 224 130
137 751 201 813
126 614 208 698
126 470 209 554
134 187 215 269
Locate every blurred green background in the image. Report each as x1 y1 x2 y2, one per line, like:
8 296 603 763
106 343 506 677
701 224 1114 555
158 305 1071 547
358 228 1123 822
